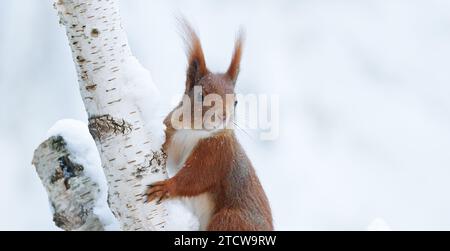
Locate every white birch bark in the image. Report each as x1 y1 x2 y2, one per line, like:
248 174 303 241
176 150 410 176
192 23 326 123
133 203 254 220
51 0 168 231
33 135 105 231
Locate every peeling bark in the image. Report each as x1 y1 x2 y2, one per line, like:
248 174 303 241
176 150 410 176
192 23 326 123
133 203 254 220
51 0 168 230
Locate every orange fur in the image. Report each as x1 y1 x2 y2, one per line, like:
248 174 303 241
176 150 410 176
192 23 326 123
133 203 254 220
147 21 273 231
179 19 209 92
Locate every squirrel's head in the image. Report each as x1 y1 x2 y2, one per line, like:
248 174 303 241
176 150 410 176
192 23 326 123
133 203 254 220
173 20 244 133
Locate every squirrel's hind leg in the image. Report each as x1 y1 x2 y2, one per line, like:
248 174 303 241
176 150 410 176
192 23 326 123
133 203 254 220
207 209 259 231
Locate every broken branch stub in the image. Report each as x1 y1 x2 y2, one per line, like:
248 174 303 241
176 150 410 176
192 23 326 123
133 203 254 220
32 136 105 231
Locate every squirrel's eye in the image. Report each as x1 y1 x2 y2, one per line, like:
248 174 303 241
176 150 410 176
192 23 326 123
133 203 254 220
234 100 238 107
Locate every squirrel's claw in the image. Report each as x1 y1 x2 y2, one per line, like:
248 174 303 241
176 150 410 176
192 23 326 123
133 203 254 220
145 180 171 204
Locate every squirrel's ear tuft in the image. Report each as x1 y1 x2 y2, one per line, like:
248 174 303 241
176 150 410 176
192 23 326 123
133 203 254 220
179 18 209 92
227 29 245 84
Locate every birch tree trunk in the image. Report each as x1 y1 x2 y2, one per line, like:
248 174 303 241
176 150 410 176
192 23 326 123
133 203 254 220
51 0 168 231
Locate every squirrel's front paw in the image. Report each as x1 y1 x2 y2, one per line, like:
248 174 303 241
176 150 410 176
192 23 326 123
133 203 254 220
145 180 174 204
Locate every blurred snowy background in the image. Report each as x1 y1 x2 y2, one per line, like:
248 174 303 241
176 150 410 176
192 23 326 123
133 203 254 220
1 0 450 230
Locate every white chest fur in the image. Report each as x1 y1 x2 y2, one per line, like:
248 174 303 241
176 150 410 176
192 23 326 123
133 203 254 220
166 130 215 230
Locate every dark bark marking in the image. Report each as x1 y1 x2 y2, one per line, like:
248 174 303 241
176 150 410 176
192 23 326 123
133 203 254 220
76 55 86 64
85 84 97 91
51 136 66 152
88 114 132 142
50 155 84 190
53 213 71 230
91 28 100 37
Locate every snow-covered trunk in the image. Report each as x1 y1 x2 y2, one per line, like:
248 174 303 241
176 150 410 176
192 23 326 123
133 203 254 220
53 0 168 231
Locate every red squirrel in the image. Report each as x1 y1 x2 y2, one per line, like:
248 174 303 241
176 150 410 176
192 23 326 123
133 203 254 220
146 22 273 231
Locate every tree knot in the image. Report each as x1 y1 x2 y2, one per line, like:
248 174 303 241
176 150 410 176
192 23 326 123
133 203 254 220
88 115 133 142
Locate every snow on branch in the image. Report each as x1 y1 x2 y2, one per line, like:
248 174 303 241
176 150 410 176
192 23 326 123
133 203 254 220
32 120 119 231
